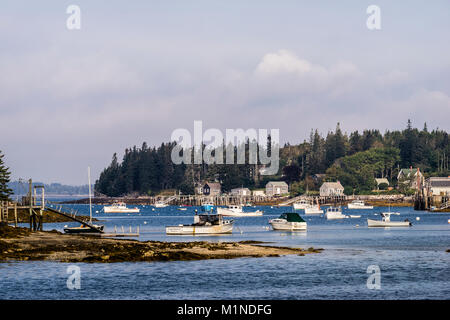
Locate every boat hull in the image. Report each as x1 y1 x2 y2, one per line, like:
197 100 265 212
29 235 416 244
293 203 309 210
269 220 307 231
217 207 263 217
367 219 411 227
304 207 323 215
166 221 234 235
104 208 140 213
348 204 374 209
325 213 346 220
64 225 104 234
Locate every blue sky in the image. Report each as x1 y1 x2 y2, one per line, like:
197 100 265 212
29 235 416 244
1 1 449 184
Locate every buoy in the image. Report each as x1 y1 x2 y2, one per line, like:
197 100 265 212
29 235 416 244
95 210 99 213
355 224 359 227
416 217 420 221
144 221 147 224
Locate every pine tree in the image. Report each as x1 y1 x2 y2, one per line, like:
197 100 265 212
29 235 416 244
0 151 13 201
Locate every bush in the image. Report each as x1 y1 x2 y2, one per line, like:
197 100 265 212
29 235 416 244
378 183 389 190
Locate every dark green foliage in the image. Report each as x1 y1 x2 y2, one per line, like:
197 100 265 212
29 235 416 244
0 151 13 201
96 121 449 196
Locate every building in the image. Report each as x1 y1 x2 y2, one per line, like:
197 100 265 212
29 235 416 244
252 190 265 197
426 177 450 196
230 187 251 196
203 182 221 196
265 181 289 196
319 181 344 197
375 178 390 190
397 167 424 189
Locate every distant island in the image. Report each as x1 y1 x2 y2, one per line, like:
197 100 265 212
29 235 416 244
8 181 89 197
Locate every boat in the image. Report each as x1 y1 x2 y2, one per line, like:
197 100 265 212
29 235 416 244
217 205 263 217
269 212 307 231
348 215 361 218
64 167 104 234
325 206 346 220
367 212 412 227
348 200 374 209
201 201 215 212
103 202 140 213
293 199 310 210
304 198 323 215
154 201 168 208
166 213 234 235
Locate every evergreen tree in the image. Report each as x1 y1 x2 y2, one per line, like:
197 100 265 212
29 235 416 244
0 151 13 201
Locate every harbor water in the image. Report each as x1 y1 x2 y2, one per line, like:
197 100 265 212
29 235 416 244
1 204 449 299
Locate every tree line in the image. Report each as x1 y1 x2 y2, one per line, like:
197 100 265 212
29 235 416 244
95 120 449 197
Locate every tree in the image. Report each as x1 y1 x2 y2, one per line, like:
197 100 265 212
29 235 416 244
0 151 13 201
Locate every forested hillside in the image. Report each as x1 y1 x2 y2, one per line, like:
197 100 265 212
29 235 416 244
95 121 449 196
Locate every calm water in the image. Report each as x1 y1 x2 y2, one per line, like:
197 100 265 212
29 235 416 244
1 205 449 299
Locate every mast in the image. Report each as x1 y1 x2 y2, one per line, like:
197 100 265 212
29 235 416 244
88 166 92 224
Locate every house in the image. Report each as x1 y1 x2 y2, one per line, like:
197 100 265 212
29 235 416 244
397 167 424 189
265 181 289 196
230 187 251 196
252 190 265 197
319 181 344 197
203 182 221 196
375 178 390 190
194 182 204 195
426 177 450 196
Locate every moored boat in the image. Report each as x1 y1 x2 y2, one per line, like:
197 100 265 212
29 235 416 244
348 200 373 210
201 201 215 212
217 205 263 217
367 212 412 227
304 198 323 214
165 214 234 235
293 199 310 210
269 212 307 231
325 206 346 220
104 202 140 213
154 201 168 208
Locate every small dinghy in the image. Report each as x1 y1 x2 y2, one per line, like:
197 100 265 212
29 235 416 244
367 212 412 227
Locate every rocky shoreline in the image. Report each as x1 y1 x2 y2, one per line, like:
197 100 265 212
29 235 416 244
0 225 322 263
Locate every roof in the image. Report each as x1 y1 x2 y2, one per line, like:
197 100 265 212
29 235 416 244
204 182 221 189
266 181 288 187
320 181 344 189
375 178 390 185
398 168 422 177
428 177 450 188
231 187 250 191
280 212 305 222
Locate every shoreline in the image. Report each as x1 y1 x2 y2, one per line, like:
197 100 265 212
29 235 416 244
0 225 322 263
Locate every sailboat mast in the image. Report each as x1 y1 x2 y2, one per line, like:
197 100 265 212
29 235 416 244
88 166 92 224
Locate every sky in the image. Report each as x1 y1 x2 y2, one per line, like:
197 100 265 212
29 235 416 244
0 0 449 185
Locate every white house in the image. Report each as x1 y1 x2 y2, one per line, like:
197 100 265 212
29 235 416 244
230 187 251 196
252 190 265 197
426 177 450 196
266 181 289 196
319 181 344 197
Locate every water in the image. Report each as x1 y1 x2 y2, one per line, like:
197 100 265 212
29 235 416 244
1 205 449 299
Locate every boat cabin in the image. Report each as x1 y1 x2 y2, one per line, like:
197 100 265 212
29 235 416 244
193 214 223 226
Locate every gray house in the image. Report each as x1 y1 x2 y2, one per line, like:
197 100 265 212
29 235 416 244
203 182 221 196
266 181 289 196
319 181 344 197
230 187 251 196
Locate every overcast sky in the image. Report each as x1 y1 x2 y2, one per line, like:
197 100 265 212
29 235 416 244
1 0 449 185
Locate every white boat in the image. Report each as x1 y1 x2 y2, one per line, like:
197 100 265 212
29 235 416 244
348 200 374 209
367 212 412 227
103 202 140 213
325 206 346 220
217 205 263 217
154 201 168 208
293 199 310 210
348 215 361 218
166 214 234 235
304 198 323 214
269 212 307 231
